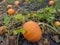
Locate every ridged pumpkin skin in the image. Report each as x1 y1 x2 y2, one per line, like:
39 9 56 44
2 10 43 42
23 21 42 42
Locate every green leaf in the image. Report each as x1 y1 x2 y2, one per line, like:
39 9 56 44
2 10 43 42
38 9 45 13
37 13 55 23
4 15 11 25
13 14 25 23
47 17 55 23
45 7 56 13
13 28 25 35
37 6 56 24
37 14 44 20
46 13 55 23
38 0 45 3
7 0 15 3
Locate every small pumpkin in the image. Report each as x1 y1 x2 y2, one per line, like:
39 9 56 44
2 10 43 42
49 0 54 6
0 26 7 34
7 8 15 15
54 21 60 26
14 1 20 7
7 5 12 9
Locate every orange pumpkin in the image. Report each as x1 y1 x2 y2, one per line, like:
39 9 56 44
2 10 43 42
7 5 12 9
54 21 60 26
49 0 54 6
23 21 42 42
14 1 20 7
7 8 15 15
0 26 7 34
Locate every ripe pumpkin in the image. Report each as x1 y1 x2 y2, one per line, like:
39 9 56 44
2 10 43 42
23 21 42 42
7 5 12 9
0 26 7 34
54 21 60 26
14 1 20 7
7 8 15 15
49 0 54 6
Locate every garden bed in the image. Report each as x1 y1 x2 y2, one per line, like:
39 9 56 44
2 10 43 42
0 0 60 45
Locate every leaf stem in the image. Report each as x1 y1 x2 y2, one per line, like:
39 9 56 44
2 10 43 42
16 33 20 45
38 22 60 34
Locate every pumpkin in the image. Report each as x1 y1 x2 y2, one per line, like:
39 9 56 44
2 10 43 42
23 21 42 42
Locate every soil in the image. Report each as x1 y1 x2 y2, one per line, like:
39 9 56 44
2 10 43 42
0 0 60 45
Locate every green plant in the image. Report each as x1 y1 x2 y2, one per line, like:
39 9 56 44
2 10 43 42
38 0 45 3
37 7 56 24
13 28 25 35
38 22 60 34
25 0 45 4
13 14 25 23
7 0 15 3
27 13 37 19
30 0 45 3
4 15 11 25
